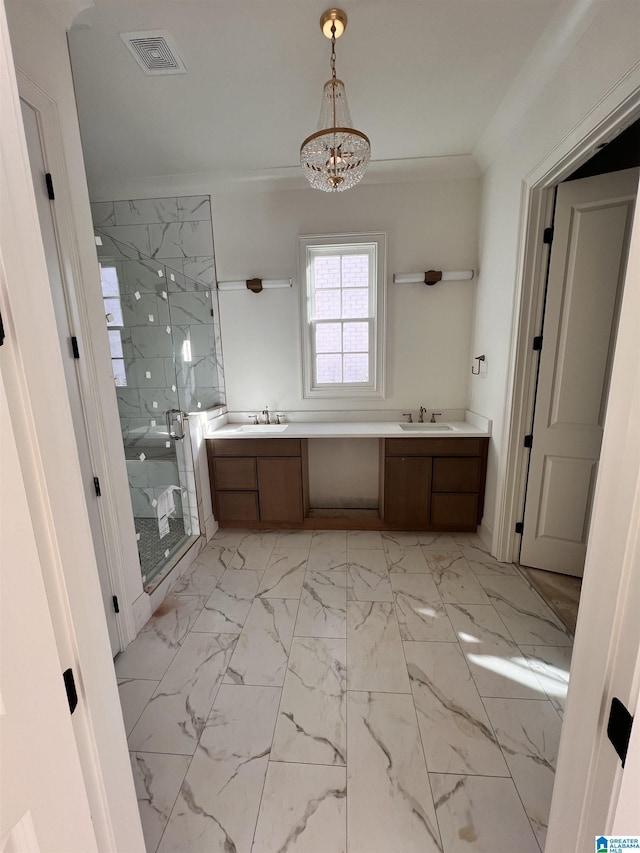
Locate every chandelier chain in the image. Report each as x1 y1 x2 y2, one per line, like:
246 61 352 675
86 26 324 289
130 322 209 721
330 23 337 79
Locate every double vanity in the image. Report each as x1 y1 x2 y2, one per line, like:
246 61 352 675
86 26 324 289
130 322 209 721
206 416 490 532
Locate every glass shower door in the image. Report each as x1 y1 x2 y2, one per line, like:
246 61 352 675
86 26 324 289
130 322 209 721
96 232 209 587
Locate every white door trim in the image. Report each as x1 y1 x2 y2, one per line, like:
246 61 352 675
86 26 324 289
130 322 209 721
16 70 143 649
0 5 144 849
494 82 640 564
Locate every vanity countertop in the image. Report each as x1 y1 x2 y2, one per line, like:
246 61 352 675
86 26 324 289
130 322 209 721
207 420 490 440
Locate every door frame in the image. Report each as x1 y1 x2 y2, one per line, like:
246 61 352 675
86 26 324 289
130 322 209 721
494 85 640 565
0 6 145 848
16 70 143 651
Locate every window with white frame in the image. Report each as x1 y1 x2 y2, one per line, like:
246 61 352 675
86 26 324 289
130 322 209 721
299 233 386 398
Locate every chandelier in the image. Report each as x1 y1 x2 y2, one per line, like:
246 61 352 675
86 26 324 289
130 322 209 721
300 9 370 192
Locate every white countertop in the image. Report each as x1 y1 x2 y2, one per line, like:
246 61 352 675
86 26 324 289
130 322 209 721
207 420 490 439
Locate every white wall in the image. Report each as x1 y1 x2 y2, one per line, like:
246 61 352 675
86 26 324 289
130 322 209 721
468 1 640 543
214 178 480 413
308 438 380 508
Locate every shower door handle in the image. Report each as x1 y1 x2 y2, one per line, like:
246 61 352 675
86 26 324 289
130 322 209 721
165 408 187 440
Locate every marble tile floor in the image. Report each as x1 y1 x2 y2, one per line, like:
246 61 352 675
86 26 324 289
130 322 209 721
116 529 573 853
518 565 582 635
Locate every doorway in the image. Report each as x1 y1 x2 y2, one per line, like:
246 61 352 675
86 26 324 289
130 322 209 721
519 165 638 579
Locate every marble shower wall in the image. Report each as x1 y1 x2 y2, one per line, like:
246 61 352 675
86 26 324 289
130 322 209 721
91 195 225 442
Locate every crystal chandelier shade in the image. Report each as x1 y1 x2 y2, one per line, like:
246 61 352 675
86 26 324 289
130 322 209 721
300 11 370 192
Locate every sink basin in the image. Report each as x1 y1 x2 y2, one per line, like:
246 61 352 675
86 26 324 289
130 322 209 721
399 423 453 431
234 424 289 434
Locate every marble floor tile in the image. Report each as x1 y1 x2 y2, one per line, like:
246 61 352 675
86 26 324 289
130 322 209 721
295 570 347 638
478 576 573 646
424 552 492 604
381 531 419 547
128 632 237 754
276 530 313 549
258 549 307 598
347 691 441 853
253 762 346 853
418 532 461 551
347 601 410 693
130 752 190 853
310 530 347 551
460 544 518 577
483 698 562 849
191 569 262 633
115 594 204 680
404 641 509 776
347 549 393 601
173 545 232 596
384 539 431 574
306 547 347 572
223 598 298 686
271 637 346 765
117 678 159 736
518 566 581 634
229 531 278 570
520 644 573 718
158 685 280 853
446 604 549 700
390 574 456 641
347 530 383 549
430 773 540 853
210 528 251 547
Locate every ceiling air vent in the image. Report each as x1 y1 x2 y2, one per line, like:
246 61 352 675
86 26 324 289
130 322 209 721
120 30 186 75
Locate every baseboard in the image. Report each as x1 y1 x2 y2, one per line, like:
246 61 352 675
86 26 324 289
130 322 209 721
479 517 494 554
205 514 218 541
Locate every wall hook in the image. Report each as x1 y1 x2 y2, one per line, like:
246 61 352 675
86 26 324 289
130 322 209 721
472 354 486 375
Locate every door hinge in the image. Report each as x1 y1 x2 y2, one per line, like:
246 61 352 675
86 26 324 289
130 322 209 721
0 311 5 347
543 226 554 245
63 668 78 714
533 335 543 351
71 336 80 359
112 595 120 613
524 434 533 449
45 172 55 201
607 697 633 767
515 521 524 534
93 476 101 497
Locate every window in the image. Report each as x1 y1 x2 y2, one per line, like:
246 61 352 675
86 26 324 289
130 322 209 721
99 263 127 386
299 233 386 398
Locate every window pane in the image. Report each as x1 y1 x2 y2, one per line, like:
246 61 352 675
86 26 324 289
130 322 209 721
100 265 120 298
315 323 342 353
341 254 369 287
315 289 341 319
316 353 342 384
104 297 123 327
112 358 127 387
343 353 369 383
343 322 368 353
108 329 124 358
342 289 369 318
314 255 341 288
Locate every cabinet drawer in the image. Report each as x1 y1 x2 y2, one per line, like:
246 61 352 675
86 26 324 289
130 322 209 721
433 457 482 493
213 457 257 490
216 491 259 522
209 438 301 457
430 494 478 529
385 438 486 457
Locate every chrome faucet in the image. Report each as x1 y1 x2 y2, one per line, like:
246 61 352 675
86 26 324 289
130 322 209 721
419 406 427 423
402 412 413 423
430 411 442 423
248 414 259 425
262 406 271 425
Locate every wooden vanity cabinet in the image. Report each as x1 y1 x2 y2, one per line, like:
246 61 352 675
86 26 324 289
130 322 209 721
383 437 488 530
207 438 305 526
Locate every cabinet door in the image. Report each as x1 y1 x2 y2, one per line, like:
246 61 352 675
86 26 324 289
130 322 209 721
384 457 432 525
432 457 482 492
213 457 257 490
217 491 259 522
257 457 304 523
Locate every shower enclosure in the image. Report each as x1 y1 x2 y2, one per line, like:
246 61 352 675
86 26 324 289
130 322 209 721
94 226 223 587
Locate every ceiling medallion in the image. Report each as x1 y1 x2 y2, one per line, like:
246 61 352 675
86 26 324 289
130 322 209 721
300 9 370 192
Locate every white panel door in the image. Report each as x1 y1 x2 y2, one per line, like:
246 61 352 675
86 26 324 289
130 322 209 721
520 168 638 576
0 372 98 852
20 98 120 654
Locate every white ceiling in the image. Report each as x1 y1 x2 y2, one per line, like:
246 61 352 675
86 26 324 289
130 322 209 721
68 0 565 189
